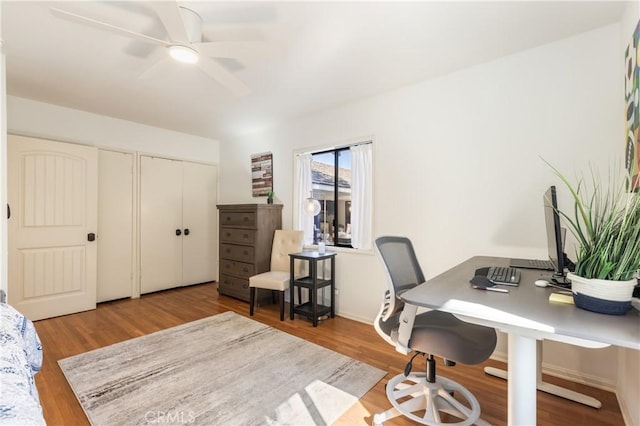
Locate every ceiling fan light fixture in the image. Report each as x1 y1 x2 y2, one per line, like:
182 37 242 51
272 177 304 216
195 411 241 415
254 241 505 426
168 45 199 64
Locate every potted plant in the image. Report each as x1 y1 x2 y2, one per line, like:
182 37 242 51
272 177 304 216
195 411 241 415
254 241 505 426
266 190 274 204
547 161 640 315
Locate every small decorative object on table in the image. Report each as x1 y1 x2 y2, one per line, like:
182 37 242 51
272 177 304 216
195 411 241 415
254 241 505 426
266 190 274 204
547 160 640 315
318 234 326 254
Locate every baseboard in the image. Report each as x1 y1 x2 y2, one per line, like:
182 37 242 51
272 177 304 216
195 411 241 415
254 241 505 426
541 364 616 392
490 350 508 364
335 311 374 325
616 390 635 426
489 350 616 393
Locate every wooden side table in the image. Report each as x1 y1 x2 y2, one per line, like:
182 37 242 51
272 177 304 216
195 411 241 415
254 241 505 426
289 251 337 327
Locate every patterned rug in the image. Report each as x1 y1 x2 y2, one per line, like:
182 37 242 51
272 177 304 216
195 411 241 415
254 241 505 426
59 311 385 425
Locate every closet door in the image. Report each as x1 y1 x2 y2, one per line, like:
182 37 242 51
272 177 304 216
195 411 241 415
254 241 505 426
97 150 134 302
140 156 182 294
8 135 98 320
182 162 217 285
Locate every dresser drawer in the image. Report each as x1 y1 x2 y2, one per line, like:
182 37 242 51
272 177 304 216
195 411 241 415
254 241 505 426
218 274 250 301
220 244 255 263
220 228 256 245
220 211 256 227
220 259 255 278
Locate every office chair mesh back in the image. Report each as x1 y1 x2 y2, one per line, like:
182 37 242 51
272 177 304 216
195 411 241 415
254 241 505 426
377 237 425 294
375 236 425 338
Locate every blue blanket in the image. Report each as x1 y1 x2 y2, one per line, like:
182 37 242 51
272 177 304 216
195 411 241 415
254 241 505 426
0 303 45 425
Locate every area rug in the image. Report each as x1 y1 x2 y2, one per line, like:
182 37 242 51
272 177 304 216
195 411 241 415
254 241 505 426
59 311 385 425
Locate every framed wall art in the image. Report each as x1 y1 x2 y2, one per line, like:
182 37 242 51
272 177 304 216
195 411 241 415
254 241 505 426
251 152 273 197
624 19 639 191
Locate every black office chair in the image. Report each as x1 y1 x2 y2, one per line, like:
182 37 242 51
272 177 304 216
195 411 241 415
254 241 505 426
373 236 497 426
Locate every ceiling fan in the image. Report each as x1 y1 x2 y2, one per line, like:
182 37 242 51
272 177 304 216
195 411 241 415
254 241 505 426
50 2 268 96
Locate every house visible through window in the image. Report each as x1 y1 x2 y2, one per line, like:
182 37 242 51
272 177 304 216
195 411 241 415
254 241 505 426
295 141 372 250
312 148 352 247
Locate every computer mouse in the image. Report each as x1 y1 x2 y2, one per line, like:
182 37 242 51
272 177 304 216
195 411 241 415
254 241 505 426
535 279 549 288
470 275 495 288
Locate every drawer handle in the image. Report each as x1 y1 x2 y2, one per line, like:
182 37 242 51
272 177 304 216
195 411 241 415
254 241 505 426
226 248 231 253
226 232 231 237
243 267 248 272
243 234 249 239
226 216 231 221
243 217 249 221
243 250 249 255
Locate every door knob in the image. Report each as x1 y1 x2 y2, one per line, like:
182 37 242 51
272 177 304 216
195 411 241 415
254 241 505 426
176 229 182 236
87 233 96 242
184 228 190 236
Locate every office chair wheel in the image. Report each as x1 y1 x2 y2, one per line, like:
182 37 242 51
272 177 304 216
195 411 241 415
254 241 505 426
372 372 485 426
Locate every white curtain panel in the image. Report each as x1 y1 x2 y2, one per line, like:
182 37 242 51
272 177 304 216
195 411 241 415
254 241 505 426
350 144 373 250
294 153 315 245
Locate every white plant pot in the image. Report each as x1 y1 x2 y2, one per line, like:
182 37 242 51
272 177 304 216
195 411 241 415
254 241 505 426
568 272 636 315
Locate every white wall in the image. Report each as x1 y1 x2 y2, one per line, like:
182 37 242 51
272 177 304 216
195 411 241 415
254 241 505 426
0 29 7 300
219 24 623 387
7 96 219 163
618 4 639 425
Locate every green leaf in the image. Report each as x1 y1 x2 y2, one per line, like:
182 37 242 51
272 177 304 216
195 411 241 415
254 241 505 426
543 158 640 281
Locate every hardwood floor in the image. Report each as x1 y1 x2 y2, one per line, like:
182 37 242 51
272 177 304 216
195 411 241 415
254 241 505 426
33 282 624 425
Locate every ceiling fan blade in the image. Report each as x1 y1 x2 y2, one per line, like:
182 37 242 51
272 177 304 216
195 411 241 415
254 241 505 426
138 52 173 81
195 41 280 60
197 57 250 97
150 2 190 43
50 8 169 47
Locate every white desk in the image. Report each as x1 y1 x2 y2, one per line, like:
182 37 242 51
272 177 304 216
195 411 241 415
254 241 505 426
400 256 640 426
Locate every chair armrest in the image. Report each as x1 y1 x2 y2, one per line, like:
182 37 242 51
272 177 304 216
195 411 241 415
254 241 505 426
395 303 418 355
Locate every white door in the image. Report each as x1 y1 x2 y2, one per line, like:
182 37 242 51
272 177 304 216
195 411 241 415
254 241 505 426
97 150 134 302
182 162 217 285
140 156 182 294
8 135 98 321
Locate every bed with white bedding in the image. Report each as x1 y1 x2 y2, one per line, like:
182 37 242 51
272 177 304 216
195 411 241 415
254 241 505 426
0 301 45 425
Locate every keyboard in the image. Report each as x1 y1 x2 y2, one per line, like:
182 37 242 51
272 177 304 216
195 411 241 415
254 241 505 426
509 258 553 270
487 266 521 286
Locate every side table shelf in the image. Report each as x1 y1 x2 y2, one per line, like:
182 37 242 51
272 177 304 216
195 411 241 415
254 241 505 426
289 251 337 327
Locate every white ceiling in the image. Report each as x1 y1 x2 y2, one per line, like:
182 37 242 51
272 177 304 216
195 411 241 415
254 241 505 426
1 1 629 141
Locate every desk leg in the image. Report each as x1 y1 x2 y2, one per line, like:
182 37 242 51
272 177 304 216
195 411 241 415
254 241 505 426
289 257 295 320
484 340 602 408
311 260 318 327
330 256 335 318
507 333 537 426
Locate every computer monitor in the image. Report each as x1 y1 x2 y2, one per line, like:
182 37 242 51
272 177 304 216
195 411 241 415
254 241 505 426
543 186 571 286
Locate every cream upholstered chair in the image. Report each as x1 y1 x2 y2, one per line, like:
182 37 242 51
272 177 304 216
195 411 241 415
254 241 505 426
249 230 304 320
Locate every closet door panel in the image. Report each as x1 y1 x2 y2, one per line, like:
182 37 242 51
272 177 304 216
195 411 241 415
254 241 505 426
97 150 134 302
140 156 182 293
182 162 217 285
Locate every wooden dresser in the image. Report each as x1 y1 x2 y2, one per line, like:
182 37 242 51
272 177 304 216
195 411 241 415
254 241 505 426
217 204 283 302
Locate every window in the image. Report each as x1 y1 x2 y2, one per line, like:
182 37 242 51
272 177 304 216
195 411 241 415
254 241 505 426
295 141 372 250
311 148 352 247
